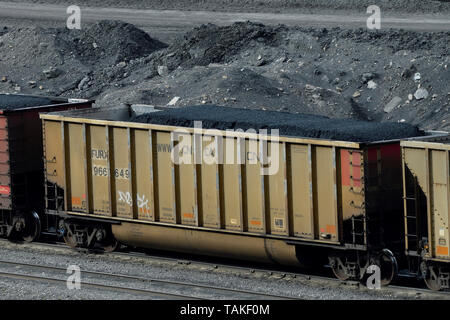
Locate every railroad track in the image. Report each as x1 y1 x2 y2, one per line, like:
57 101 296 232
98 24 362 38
0 269 195 300
1 239 449 299
0 258 297 300
111 249 450 299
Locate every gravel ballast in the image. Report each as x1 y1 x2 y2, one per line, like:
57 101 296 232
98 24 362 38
0 241 442 300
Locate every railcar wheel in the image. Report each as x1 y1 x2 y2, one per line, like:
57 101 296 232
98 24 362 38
9 212 41 242
21 211 41 243
423 265 442 291
330 257 351 281
95 227 118 252
99 238 119 252
378 249 398 286
62 222 78 249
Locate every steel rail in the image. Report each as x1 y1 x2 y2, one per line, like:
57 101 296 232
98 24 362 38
0 258 297 300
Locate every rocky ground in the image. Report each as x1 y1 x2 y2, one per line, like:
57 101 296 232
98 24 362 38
0 20 448 131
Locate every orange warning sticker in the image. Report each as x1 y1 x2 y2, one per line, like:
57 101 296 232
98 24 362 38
250 220 262 226
436 246 449 256
183 213 194 219
326 225 336 234
72 196 81 206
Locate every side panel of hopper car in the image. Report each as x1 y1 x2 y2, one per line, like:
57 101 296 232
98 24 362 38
41 104 93 213
340 149 365 245
288 144 313 238
43 120 65 211
366 144 404 250
154 131 176 223
53 123 376 245
133 129 154 221
175 133 197 226
200 136 221 228
89 125 111 216
403 146 450 261
312 146 339 241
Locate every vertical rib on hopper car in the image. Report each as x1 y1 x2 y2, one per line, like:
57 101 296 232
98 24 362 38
40 105 441 284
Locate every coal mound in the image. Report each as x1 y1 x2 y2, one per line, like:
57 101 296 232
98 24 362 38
57 20 168 65
133 105 424 142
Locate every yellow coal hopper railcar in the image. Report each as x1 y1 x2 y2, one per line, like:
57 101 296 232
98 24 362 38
401 139 450 290
40 105 445 285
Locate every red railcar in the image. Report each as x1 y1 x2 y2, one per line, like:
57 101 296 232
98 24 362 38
0 94 93 241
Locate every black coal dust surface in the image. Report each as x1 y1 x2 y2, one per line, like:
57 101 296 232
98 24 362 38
1 20 449 132
133 105 423 142
0 94 54 110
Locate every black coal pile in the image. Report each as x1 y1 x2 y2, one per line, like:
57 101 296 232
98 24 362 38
306 27 450 56
56 20 167 66
0 94 55 110
0 20 168 98
152 22 285 70
133 105 424 142
1 20 449 132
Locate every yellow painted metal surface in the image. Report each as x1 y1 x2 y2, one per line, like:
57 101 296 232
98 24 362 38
430 150 450 259
154 131 176 223
112 222 301 266
43 120 64 188
112 127 133 218
89 125 111 216
288 144 314 239
67 123 87 212
244 139 265 234
313 146 339 241
222 137 244 231
175 133 198 226
402 142 450 260
199 136 221 228
267 142 289 236
42 109 382 248
133 129 154 221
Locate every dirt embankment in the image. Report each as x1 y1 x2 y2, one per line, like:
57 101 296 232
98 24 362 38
0 20 449 131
